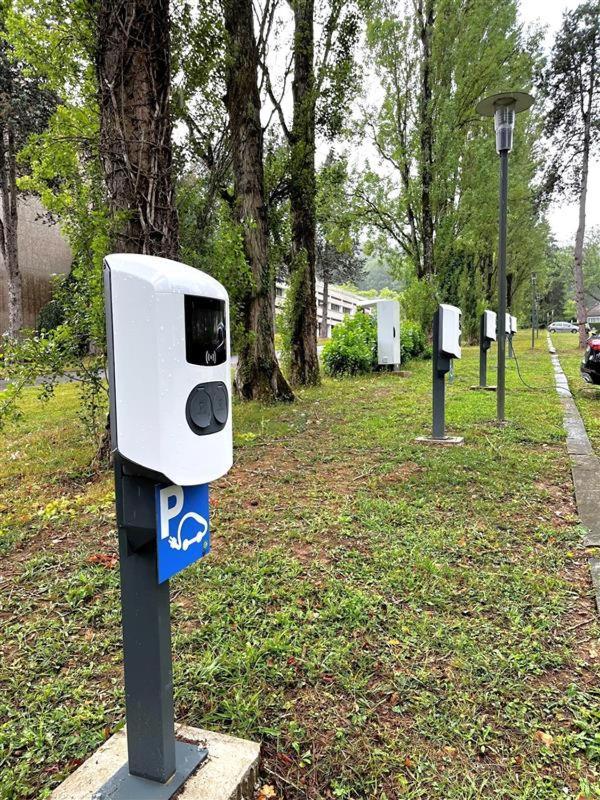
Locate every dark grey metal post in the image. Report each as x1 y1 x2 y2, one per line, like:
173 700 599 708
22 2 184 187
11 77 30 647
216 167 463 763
497 150 508 422
479 313 489 387
115 456 176 782
97 456 207 800
432 310 450 439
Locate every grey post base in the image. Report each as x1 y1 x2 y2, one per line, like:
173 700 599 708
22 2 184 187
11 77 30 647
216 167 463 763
470 385 497 391
93 741 207 800
415 435 464 446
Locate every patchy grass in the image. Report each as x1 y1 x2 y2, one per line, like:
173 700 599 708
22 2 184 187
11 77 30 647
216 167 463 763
1 334 599 800
551 332 600 454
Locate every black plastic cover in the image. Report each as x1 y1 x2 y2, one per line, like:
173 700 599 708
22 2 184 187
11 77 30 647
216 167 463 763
184 295 227 367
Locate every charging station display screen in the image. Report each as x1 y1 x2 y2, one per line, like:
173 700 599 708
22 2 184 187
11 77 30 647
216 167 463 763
185 295 227 366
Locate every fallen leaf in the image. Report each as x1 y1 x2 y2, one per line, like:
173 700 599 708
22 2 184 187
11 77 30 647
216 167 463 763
534 731 554 747
257 785 278 800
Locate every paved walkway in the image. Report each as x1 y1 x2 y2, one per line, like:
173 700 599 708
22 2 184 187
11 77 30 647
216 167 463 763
549 335 600 614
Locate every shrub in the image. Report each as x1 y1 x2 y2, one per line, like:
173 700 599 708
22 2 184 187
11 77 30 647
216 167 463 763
400 320 428 361
323 312 377 376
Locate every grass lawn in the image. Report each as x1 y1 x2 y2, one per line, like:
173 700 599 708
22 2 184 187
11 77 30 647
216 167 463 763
550 332 600 454
1 334 599 800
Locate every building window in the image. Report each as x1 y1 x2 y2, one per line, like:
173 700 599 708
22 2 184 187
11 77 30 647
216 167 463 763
343 307 350 314
276 287 284 298
330 303 341 312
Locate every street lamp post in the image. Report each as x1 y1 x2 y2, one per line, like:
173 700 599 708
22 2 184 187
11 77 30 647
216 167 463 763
531 272 537 349
476 91 534 423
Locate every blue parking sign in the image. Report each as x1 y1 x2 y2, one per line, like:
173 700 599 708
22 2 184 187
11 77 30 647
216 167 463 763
156 483 210 583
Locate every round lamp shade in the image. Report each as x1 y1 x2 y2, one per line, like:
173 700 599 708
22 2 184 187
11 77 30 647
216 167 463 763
476 91 535 117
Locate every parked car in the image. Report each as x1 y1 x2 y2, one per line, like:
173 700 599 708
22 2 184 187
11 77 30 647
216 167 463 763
581 336 600 385
548 320 578 333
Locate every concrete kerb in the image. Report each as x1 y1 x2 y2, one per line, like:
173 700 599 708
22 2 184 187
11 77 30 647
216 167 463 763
548 334 600 613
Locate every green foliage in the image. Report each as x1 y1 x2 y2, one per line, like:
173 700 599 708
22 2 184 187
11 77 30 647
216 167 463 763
401 279 437 334
322 312 377 376
400 319 428 360
358 0 545 318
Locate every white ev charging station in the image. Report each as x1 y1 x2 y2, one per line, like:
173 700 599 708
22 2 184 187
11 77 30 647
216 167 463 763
506 313 517 358
478 309 497 389
102 254 234 799
417 303 463 443
357 298 401 369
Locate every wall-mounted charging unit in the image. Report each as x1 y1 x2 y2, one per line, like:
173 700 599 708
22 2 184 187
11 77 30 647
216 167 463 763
479 310 497 388
102 254 233 799
357 299 401 369
429 304 462 440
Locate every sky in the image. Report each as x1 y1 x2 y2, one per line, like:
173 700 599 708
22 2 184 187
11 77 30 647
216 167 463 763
519 0 600 245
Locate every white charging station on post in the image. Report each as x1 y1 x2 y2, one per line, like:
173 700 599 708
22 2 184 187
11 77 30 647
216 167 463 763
53 254 260 800
417 303 464 445
357 299 401 370
507 313 517 358
472 309 497 391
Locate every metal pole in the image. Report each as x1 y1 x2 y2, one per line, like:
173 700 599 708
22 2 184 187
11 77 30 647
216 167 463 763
531 286 535 350
115 457 176 784
479 313 487 387
497 149 509 422
431 309 450 439
432 310 446 439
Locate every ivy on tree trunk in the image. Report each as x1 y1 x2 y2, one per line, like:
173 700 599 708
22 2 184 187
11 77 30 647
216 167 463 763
96 0 178 258
222 0 293 402
0 121 22 336
287 0 320 387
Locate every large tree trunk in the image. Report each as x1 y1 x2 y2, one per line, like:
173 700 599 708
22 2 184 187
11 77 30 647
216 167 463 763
0 122 23 336
96 0 178 258
320 270 329 339
416 0 435 278
222 0 293 402
574 135 590 349
287 0 320 386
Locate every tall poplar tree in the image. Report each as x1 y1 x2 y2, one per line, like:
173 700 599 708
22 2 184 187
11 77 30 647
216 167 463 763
544 1 600 347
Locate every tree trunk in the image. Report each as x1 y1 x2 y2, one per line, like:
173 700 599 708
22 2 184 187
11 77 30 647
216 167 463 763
96 0 178 258
0 122 23 336
417 0 435 278
222 0 293 402
288 0 320 386
574 135 590 349
321 268 329 339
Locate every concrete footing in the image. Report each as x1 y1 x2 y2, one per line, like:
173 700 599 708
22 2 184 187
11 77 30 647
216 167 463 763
415 435 464 446
50 725 260 800
469 385 497 391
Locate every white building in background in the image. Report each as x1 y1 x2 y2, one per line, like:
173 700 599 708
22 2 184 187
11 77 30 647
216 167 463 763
275 279 366 338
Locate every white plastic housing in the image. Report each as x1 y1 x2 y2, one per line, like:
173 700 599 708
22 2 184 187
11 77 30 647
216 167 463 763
483 310 497 341
511 315 517 334
439 304 461 359
375 300 401 366
104 254 233 486
505 313 511 334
